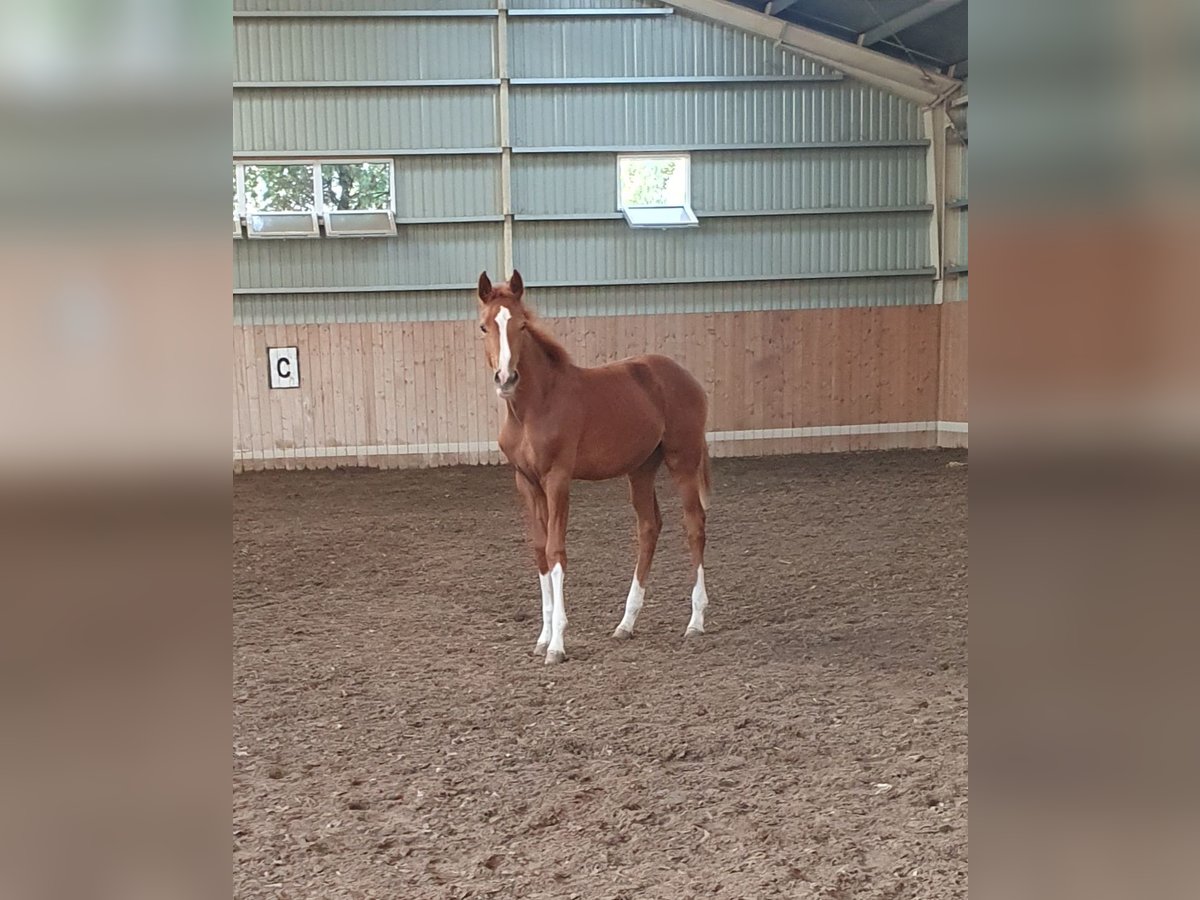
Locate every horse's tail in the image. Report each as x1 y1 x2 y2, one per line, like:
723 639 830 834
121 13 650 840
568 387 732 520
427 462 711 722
698 442 712 511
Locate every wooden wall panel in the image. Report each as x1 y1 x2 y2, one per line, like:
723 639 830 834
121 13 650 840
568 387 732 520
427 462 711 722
937 300 968 448
938 301 969 422
232 305 950 469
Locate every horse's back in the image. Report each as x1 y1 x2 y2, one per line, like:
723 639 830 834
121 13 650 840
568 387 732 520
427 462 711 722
600 353 708 437
576 353 706 426
621 353 706 411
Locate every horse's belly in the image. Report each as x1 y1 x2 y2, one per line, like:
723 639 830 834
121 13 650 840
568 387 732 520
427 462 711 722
571 376 666 479
571 429 661 480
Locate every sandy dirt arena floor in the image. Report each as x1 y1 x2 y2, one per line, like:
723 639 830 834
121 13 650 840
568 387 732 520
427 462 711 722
234 450 967 899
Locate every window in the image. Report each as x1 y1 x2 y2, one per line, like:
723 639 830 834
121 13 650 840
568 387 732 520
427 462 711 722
617 153 697 228
320 162 396 237
243 163 319 238
232 159 395 239
233 167 242 238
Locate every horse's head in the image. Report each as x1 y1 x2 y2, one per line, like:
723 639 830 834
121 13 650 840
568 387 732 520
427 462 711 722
477 270 530 398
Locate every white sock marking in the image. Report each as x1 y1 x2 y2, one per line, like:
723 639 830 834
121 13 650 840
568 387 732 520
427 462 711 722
687 564 708 634
615 572 645 635
548 562 567 657
536 570 553 648
495 306 513 386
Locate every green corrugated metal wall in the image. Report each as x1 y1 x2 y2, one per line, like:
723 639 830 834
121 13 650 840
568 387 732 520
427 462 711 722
233 0 942 325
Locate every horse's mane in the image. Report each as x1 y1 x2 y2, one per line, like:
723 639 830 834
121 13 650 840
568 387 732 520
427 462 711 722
523 308 573 368
526 317 573 368
489 285 573 368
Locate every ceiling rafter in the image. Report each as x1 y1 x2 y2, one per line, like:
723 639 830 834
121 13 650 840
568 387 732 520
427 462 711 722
860 0 963 48
762 0 802 15
666 0 963 107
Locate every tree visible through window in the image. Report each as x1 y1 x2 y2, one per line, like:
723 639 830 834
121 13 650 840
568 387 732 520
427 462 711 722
322 162 391 211
620 158 683 207
244 164 315 213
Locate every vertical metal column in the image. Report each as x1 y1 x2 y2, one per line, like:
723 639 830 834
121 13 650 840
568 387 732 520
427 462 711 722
923 105 948 305
498 0 514 275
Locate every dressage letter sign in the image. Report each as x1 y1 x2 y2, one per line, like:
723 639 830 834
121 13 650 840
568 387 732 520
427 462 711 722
268 347 299 389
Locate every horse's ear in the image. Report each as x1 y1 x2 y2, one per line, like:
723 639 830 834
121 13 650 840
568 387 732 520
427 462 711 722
477 271 492 304
509 270 524 301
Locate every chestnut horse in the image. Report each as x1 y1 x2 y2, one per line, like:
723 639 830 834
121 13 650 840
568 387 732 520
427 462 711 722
477 270 712 664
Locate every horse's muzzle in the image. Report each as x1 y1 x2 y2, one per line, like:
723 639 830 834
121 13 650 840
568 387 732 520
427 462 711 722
494 370 519 395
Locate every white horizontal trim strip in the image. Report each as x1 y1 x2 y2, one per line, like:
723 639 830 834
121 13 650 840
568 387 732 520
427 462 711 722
699 204 933 218
512 140 928 154
513 212 623 222
508 8 673 17
233 10 500 19
526 269 937 288
236 143 925 159
235 79 500 89
510 75 842 85
708 422 962 441
233 283 475 295
235 422 967 461
237 441 500 460
234 148 503 158
512 205 932 222
394 215 504 224
232 269 937 295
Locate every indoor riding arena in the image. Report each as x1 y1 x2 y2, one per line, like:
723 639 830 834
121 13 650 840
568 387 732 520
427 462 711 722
232 1 968 897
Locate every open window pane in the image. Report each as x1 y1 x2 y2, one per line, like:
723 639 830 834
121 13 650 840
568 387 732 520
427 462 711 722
622 206 698 228
247 211 319 238
321 162 392 212
325 210 397 237
617 154 696 228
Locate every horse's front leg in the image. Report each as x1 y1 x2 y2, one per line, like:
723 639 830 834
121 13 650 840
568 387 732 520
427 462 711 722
543 469 572 665
514 471 551 655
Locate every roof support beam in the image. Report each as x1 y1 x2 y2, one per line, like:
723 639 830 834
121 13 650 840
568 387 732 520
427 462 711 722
667 0 962 107
763 0 802 14
860 0 962 47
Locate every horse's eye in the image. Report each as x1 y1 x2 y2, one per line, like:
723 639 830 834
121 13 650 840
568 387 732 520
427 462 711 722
479 324 487 333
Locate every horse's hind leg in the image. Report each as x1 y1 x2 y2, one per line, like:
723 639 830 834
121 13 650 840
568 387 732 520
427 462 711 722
613 452 663 640
665 448 709 637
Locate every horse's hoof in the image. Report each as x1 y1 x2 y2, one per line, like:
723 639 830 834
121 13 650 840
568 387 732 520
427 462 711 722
544 650 566 665
612 627 633 641
684 626 705 639
533 641 548 657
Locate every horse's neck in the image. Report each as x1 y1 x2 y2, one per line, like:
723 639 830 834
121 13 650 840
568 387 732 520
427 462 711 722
507 341 571 424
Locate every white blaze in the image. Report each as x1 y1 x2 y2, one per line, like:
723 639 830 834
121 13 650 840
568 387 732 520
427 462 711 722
495 305 513 385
